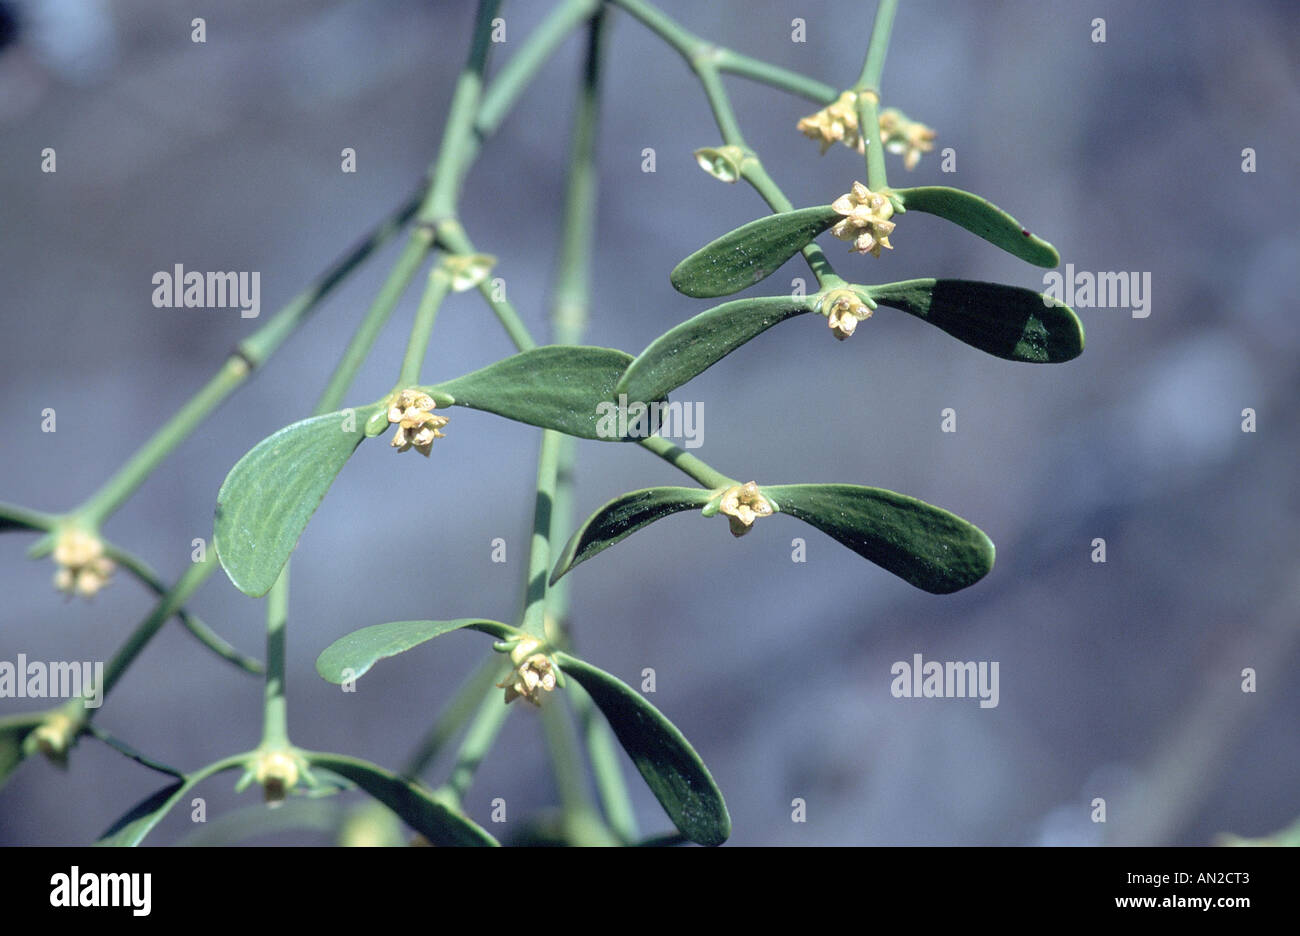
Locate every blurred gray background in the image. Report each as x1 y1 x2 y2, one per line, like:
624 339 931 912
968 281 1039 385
1 0 1297 845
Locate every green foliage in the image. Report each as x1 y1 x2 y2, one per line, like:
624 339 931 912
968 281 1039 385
550 487 716 583
867 279 1084 363
316 619 521 684
670 206 842 297
554 653 731 846
892 186 1060 267
215 410 373 597
762 484 996 594
428 345 657 440
7 0 1081 847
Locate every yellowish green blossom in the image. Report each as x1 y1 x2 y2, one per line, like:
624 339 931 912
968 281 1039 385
387 389 448 456
830 182 896 257
52 528 115 598
822 288 873 340
718 481 774 537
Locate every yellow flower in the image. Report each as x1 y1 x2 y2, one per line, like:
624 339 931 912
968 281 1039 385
387 389 448 456
717 481 774 537
822 288 873 340
830 182 896 257
497 638 558 706
30 711 78 765
254 750 302 806
797 91 865 155
879 108 936 171
51 528 115 598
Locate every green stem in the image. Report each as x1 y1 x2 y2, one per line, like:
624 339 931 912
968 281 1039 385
693 59 746 148
0 502 55 532
856 0 899 93
64 556 218 724
475 0 601 138
401 654 503 779
637 436 736 489
397 267 451 387
315 232 433 416
102 541 262 675
261 567 290 748
539 698 594 814
742 158 844 289
77 182 424 525
715 47 836 103
855 0 899 192
442 677 512 804
613 0 840 288
521 429 562 639
608 0 702 58
437 222 537 352
421 0 502 221
858 91 888 193
537 10 638 839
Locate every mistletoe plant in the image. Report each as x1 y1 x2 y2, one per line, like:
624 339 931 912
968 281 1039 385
1 0 1082 847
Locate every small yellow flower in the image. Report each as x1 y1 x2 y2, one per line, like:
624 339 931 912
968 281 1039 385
822 288 873 340
797 91 865 155
830 182 896 257
387 389 448 456
717 481 774 537
30 711 78 765
51 528 115 598
497 638 558 706
879 108 936 171
254 750 302 806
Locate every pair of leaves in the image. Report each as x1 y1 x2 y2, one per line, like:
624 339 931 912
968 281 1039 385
216 346 655 597
670 186 1060 300
96 750 497 846
315 619 730 846
616 279 1084 403
552 483 995 595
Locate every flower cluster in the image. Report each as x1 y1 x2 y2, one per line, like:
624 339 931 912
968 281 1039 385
52 528 115 598
718 481 774 537
29 711 78 765
254 750 303 805
877 107 936 171
387 389 448 456
498 638 558 706
822 288 873 340
830 182 896 257
797 90 866 154
797 93 936 171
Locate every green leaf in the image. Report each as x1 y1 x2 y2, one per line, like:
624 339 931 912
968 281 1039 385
550 487 715 585
96 757 246 846
304 753 498 847
868 279 1084 363
893 186 1060 268
553 653 730 846
315 619 520 684
670 206 839 298
0 714 42 789
764 484 995 594
215 408 376 597
617 296 815 401
428 345 656 441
